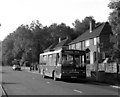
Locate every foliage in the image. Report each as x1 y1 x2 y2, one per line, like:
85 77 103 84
2 20 75 66
72 16 96 36
108 0 120 62
108 0 120 35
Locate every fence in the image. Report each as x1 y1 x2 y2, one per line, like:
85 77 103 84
86 63 120 84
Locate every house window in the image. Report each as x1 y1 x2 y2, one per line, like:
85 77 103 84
76 43 79 50
72 44 75 49
91 38 94 45
69 45 72 49
93 38 97 45
85 40 90 47
76 42 81 50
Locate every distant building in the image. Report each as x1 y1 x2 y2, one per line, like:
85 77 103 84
68 20 113 65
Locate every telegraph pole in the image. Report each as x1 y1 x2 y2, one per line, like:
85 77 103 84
96 41 99 81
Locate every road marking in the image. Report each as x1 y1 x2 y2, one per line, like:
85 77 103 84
32 72 39 74
27 71 39 74
46 82 50 84
110 85 120 89
73 89 82 93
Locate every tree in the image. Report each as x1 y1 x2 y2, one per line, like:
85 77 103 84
2 20 75 66
72 16 96 36
2 34 15 65
108 0 120 62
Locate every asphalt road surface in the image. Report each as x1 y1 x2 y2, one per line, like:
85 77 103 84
1 66 120 96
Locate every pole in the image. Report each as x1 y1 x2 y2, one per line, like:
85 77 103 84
96 41 99 81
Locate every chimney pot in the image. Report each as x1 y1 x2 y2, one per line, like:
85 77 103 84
59 38 61 43
90 20 95 33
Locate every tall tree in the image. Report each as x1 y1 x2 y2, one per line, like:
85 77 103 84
72 16 96 36
108 0 120 62
2 34 15 65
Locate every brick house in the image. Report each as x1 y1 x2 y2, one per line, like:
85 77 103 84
68 21 113 65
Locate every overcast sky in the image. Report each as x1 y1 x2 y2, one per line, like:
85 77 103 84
0 0 111 41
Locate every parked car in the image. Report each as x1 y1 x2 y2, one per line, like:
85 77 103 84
12 59 21 71
12 64 21 71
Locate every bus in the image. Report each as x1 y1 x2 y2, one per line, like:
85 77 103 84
39 49 87 80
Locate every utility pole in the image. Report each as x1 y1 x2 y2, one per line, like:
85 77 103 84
96 41 99 81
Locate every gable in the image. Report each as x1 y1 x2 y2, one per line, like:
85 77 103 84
69 22 111 45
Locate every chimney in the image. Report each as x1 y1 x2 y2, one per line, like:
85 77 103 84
59 37 61 43
90 19 95 33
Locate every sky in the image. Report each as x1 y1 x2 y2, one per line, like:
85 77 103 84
0 0 111 41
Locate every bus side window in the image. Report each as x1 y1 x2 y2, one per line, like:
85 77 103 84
62 55 67 64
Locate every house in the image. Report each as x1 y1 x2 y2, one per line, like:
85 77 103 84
53 37 71 50
44 37 71 52
68 20 113 65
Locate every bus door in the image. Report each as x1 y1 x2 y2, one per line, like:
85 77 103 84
55 53 62 78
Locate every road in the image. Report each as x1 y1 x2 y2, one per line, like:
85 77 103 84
1 66 119 96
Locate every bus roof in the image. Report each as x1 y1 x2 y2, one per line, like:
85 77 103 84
40 49 62 56
40 49 86 56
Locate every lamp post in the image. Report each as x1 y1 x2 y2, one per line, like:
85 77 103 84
96 41 99 81
29 48 33 71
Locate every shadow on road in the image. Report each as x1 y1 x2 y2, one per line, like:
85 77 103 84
2 82 18 85
0 71 9 74
62 78 112 86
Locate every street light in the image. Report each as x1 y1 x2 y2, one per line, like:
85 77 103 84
29 48 33 71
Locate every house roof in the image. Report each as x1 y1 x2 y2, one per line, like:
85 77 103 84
44 37 71 52
54 38 71 50
69 22 110 45
44 42 58 52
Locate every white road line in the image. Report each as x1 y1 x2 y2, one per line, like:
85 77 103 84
110 85 120 89
46 82 50 84
27 71 39 74
32 72 39 74
73 89 83 93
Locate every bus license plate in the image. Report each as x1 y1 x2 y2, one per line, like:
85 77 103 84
71 76 77 78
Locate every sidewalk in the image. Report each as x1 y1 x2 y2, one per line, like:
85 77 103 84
21 66 40 74
21 67 30 71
